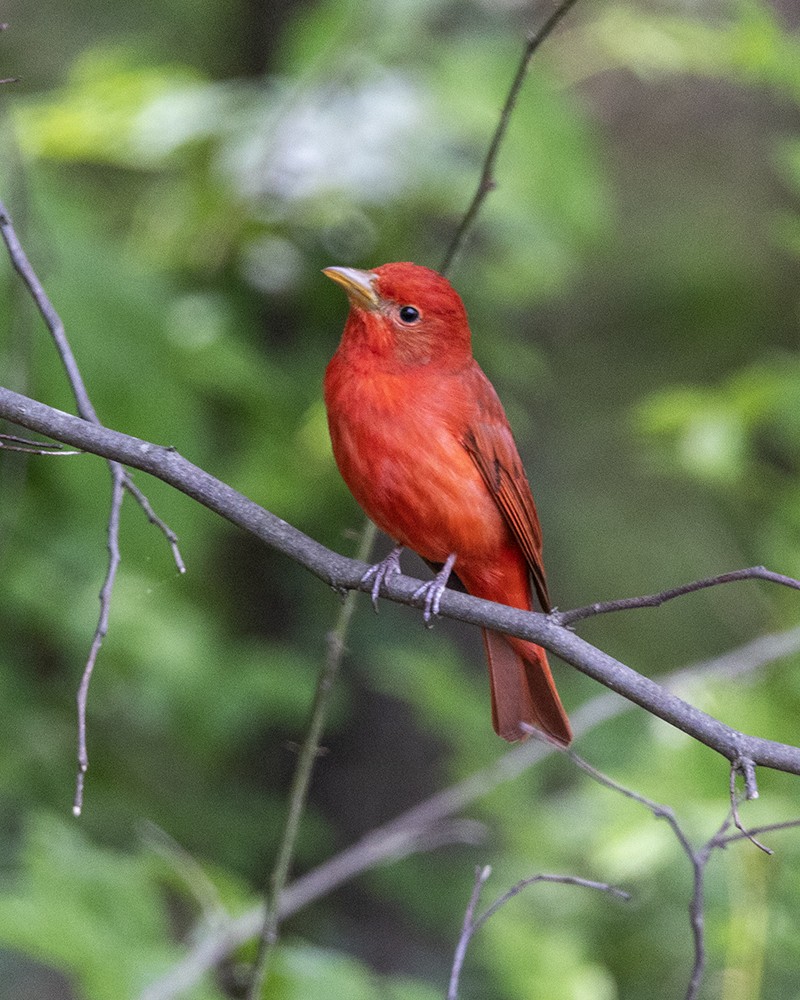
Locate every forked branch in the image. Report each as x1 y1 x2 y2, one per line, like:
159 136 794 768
448 864 629 1000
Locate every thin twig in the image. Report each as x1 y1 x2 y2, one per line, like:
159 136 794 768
439 0 582 274
0 201 101 422
475 874 630 934
245 520 377 1000
122 475 186 574
714 817 800 848
551 567 800 628
448 866 492 1000
448 865 628 1000
0 198 185 809
729 765 771 854
0 431 81 455
73 467 124 816
568 747 698 856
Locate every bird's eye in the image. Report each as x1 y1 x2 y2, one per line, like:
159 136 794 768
398 305 420 324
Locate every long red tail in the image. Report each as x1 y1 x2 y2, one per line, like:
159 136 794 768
482 629 572 745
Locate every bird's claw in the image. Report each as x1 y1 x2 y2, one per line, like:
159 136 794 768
361 546 403 611
413 552 457 625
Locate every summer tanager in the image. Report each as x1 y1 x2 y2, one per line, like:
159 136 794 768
323 262 571 745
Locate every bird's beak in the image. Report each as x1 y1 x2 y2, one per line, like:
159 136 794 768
323 266 379 310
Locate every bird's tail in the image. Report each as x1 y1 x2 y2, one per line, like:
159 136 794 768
482 629 572 745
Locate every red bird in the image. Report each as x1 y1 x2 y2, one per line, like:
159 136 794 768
323 262 571 745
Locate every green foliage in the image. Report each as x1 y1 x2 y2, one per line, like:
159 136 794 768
0 815 222 1000
2 0 800 997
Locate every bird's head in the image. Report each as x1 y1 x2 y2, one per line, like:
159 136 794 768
324 262 472 367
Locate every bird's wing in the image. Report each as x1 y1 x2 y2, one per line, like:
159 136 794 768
462 410 551 613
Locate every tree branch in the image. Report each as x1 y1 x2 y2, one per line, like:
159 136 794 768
439 0 582 273
448 865 491 1000
1 384 798 783
552 567 800 627
0 431 80 455
72 469 124 815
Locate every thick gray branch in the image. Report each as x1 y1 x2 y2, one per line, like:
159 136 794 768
1 383 799 777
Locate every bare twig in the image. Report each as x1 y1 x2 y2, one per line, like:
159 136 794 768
714 817 800 848
475 873 630 932
551 567 800 628
448 865 492 1000
0 198 185 810
73 469 124 815
122 475 186 574
439 0 582 274
245 520 377 1000
729 765 771 854
0 431 80 455
137 625 800 1000
448 864 628 1000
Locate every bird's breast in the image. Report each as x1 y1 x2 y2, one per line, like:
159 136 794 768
324 356 508 564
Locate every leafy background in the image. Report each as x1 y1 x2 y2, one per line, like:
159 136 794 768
1 0 800 997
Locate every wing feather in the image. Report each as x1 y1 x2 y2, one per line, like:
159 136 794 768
463 418 551 613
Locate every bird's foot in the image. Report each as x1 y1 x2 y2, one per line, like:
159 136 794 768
361 545 404 611
413 552 457 625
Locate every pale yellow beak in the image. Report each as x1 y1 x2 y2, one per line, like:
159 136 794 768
323 266 379 310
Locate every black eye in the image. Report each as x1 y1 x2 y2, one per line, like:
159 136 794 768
398 305 420 324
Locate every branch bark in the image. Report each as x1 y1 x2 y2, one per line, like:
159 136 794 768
1 383 799 781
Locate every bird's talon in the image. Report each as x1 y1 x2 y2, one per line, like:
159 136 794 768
413 584 439 623
360 545 403 611
413 552 456 625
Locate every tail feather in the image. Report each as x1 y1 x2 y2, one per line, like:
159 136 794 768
482 629 572 745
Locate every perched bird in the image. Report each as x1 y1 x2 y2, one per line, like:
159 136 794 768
323 262 571 745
